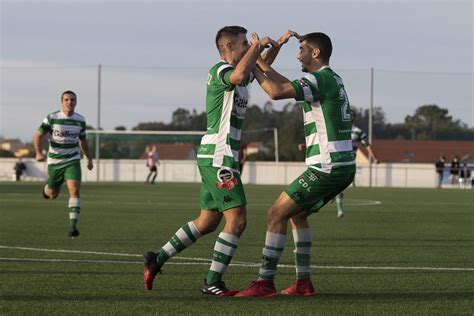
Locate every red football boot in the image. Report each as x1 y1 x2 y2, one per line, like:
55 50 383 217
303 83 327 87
143 252 161 290
281 278 316 296
234 280 277 298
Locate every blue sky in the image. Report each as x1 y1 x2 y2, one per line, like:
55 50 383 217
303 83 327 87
1 0 472 141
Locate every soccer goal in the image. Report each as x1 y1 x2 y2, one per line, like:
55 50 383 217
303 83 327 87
85 128 279 182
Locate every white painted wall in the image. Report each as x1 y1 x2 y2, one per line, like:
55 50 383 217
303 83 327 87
0 158 460 189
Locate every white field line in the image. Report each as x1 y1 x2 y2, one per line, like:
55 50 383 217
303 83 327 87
0 196 383 207
0 245 211 262
1 246 473 272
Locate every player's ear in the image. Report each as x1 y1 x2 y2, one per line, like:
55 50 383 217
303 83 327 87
312 48 320 59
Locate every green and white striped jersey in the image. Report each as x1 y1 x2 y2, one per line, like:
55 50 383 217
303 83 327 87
38 110 86 167
291 66 355 174
197 61 251 172
352 125 369 150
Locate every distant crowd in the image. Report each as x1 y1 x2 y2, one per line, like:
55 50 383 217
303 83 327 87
435 155 472 188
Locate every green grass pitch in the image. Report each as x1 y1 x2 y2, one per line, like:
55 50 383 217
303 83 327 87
1 182 473 315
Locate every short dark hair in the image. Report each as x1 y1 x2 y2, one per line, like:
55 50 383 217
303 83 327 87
61 90 76 100
215 26 247 53
300 32 332 63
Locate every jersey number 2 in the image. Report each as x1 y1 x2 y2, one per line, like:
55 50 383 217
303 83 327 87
340 88 351 121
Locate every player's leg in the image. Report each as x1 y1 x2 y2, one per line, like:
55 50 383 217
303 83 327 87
235 192 301 298
237 170 318 298
281 170 355 296
237 169 355 297
204 205 246 290
336 191 344 218
151 166 157 184
65 179 80 237
158 209 221 269
143 165 224 291
280 212 315 296
146 170 151 183
200 167 247 296
64 162 82 237
143 209 221 290
43 165 63 199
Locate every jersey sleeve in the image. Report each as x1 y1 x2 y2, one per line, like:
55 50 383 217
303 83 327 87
38 115 52 134
79 121 86 139
359 130 370 147
290 73 321 102
216 63 235 91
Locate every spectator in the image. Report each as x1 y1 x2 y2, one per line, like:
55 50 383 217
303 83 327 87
13 158 27 181
459 163 471 189
146 145 160 184
435 155 446 188
450 156 460 187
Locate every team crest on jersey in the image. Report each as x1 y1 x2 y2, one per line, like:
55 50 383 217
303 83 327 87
216 168 238 190
299 79 308 88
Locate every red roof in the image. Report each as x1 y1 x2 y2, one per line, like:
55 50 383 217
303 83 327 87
359 140 474 163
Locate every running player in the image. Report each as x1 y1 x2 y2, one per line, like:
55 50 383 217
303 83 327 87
33 90 93 237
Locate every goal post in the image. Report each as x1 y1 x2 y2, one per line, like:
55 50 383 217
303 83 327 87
86 128 279 181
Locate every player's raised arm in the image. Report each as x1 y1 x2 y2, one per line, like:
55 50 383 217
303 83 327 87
253 61 296 100
229 33 277 85
261 30 299 65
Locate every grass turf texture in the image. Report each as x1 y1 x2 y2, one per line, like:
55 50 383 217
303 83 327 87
0 182 473 315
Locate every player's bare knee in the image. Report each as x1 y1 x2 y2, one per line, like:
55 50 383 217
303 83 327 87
290 212 309 227
232 217 247 235
200 226 217 235
195 220 219 235
267 206 286 225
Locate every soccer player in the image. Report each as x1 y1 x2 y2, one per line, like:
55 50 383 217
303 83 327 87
145 145 159 184
235 31 356 297
33 90 93 237
143 26 278 296
335 109 379 218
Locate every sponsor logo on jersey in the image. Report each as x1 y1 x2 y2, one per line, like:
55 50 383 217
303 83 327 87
308 171 320 182
338 129 352 133
216 168 238 190
233 95 248 109
298 176 312 192
52 129 80 138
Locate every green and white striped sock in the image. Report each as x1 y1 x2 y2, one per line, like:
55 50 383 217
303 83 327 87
292 228 312 279
258 231 286 281
206 232 239 284
156 221 201 268
68 197 80 228
336 192 344 212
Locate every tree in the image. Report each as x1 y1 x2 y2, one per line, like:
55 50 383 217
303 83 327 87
171 108 192 129
133 122 168 131
404 104 471 140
